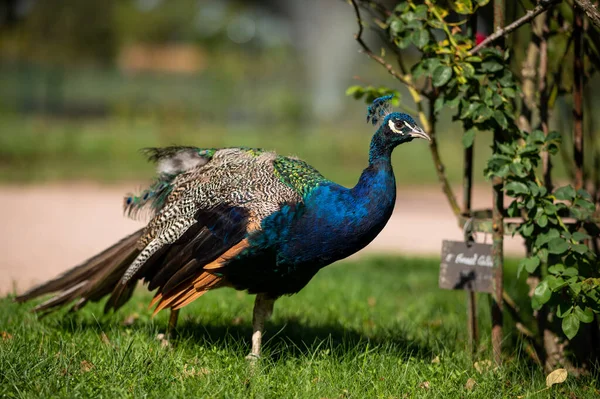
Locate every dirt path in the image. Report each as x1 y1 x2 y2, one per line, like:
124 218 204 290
0 183 524 295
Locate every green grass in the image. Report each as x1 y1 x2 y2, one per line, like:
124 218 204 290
1 256 597 398
0 112 498 186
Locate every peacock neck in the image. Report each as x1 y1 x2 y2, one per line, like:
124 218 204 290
368 127 395 163
351 154 396 202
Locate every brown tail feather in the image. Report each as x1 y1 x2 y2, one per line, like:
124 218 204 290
15 229 144 313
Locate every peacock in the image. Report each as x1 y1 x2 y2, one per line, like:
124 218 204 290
16 96 430 360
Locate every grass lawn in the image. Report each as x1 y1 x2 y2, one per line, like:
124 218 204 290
0 113 490 186
1 256 597 398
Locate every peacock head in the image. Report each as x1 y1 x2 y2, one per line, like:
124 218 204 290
379 112 430 143
367 95 430 145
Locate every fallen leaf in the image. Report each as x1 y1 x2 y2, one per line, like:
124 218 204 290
419 381 430 390
156 333 170 348
546 368 567 388
474 360 493 374
232 317 244 325
80 360 94 373
465 378 476 391
182 364 210 378
100 332 111 346
1 331 12 340
367 297 377 307
122 313 139 326
426 319 442 328
431 355 440 364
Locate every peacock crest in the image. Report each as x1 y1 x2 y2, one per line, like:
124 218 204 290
366 95 394 126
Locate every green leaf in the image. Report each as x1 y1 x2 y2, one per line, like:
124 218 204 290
453 0 474 14
548 263 565 274
530 130 545 144
413 4 428 19
462 128 476 148
572 244 589 254
474 105 493 122
498 69 514 86
537 214 548 228
521 222 534 237
554 186 576 201
394 36 412 49
394 2 409 12
390 19 404 35
465 56 482 63
432 65 453 87
502 87 516 98
507 200 521 217
562 313 580 339
538 248 548 262
520 257 540 274
460 101 480 119
572 231 592 241
536 230 560 247
412 29 430 49
491 93 503 108
569 281 581 296
574 306 594 323
532 280 551 310
547 238 569 255
434 96 445 114
496 142 514 154
460 62 475 79
577 188 593 201
526 197 535 209
493 110 508 129
482 60 503 73
505 181 529 195
345 85 364 98
556 302 573 318
547 275 565 290
543 202 557 214
563 267 578 277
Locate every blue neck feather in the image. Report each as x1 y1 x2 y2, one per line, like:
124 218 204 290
262 131 398 268
368 128 393 164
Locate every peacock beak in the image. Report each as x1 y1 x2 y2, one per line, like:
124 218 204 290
410 126 431 141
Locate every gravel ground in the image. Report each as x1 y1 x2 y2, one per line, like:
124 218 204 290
0 183 524 295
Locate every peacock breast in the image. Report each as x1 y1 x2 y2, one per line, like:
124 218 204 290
278 176 396 266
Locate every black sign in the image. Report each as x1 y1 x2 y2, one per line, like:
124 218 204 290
439 240 494 293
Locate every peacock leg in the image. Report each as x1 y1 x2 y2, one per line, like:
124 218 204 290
245 293 275 361
166 308 179 339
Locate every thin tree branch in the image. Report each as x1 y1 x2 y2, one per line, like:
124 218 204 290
470 0 561 54
348 0 430 99
574 0 600 29
348 0 461 216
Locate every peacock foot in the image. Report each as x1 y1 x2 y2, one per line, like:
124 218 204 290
245 352 260 362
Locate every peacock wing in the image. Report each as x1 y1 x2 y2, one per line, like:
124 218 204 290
108 147 306 312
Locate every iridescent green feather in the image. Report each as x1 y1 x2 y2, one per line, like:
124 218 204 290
273 156 328 196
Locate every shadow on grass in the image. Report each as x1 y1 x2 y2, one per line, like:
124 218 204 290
177 318 433 361
44 309 434 362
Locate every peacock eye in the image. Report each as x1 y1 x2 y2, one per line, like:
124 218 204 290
395 122 402 129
